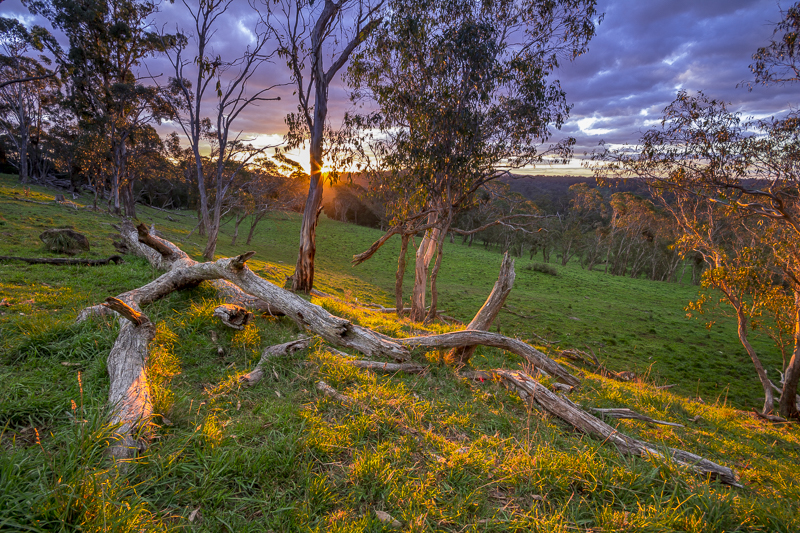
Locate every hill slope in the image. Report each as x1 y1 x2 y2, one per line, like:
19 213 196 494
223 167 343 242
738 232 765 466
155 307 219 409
1 174 798 532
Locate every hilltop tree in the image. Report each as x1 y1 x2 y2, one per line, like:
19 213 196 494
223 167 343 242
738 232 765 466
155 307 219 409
750 1 800 86
595 92 800 418
24 0 174 215
348 0 600 321
266 0 386 292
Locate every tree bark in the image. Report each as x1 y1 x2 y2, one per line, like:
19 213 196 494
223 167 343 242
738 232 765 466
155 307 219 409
779 290 800 419
735 306 774 415
451 253 515 364
213 304 254 330
410 217 440 321
395 233 410 316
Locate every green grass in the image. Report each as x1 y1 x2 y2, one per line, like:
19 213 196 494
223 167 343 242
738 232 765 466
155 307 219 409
1 173 798 532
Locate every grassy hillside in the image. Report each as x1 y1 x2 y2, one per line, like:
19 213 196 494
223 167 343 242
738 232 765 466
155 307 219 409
1 173 798 532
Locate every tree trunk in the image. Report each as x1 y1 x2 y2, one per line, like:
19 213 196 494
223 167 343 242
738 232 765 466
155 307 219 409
424 220 450 324
203 200 223 260
735 306 774 414
410 214 440 321
779 290 800 419
293 45 329 293
246 212 267 245
395 233 410 316
451 253 515 364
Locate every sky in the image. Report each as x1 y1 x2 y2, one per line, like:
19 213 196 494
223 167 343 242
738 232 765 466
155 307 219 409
2 0 797 176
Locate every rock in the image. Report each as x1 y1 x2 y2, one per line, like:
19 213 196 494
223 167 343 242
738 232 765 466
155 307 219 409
39 228 90 255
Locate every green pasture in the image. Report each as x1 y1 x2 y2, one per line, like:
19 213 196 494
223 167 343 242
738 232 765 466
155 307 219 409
1 173 797 532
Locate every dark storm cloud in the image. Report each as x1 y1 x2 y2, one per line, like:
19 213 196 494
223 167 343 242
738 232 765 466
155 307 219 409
557 0 797 158
3 0 797 169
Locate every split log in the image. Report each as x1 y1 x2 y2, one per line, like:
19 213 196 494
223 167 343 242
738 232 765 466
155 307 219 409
240 337 313 385
590 408 684 427
213 304 253 330
0 255 123 266
451 253 515 364
488 369 739 486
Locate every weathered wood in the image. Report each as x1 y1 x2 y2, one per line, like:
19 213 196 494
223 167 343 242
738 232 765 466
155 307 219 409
87 229 578 459
0 255 123 266
240 337 313 385
213 304 254 330
324 347 426 373
489 369 739 486
401 331 579 386
452 253 515 364
316 380 354 404
120 221 280 314
591 408 684 427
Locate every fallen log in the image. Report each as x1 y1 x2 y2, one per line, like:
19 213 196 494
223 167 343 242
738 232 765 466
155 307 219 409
487 369 739 486
117 222 280 315
590 408 684 427
451 253 515 364
0 255 123 266
83 229 578 458
325 347 426 374
240 337 313 385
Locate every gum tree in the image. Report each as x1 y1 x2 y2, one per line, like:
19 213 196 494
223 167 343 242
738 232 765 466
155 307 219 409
267 0 386 292
348 0 600 321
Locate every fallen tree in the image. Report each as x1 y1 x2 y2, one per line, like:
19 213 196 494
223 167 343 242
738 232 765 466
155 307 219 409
78 222 740 487
81 222 577 457
0 255 123 266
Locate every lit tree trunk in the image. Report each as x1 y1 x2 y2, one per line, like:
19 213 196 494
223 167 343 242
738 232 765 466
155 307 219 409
395 233 410 316
424 217 452 323
735 306 774 414
779 290 800 419
410 215 440 322
292 52 328 293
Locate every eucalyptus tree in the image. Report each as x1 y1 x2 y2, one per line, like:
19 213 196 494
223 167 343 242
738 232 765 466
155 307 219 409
0 17 58 183
348 0 600 321
750 1 799 86
266 0 386 292
595 92 800 418
162 0 282 260
24 0 173 216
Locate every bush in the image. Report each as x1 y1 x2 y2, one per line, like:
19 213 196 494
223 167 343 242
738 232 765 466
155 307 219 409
525 262 558 276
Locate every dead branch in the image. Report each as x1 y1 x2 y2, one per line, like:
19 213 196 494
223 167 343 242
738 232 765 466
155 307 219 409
0 255 123 266
316 380 355 404
590 408 684 427
451 253 515 364
401 331 578 386
240 337 312 385
324 347 426 373
488 369 739 486
213 304 253 330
